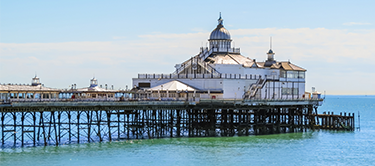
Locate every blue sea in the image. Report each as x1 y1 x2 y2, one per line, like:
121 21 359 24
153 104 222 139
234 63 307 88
0 95 374 166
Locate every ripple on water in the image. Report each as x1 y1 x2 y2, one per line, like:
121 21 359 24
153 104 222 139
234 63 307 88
1 96 375 166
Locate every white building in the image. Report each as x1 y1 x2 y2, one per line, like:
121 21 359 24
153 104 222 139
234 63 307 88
0 76 61 102
133 15 307 100
61 77 118 100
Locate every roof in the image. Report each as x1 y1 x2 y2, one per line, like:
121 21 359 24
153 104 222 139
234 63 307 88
209 54 252 65
280 62 306 71
148 80 198 91
203 52 306 71
210 25 231 40
71 86 117 93
254 62 306 71
0 84 61 92
209 15 231 40
267 49 274 54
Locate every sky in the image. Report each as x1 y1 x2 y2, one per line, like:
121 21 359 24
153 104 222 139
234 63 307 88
0 0 374 95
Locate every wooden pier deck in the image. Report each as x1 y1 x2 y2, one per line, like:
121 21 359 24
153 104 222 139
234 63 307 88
0 99 354 147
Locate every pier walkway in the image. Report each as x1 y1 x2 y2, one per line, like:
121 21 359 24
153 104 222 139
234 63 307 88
0 99 354 147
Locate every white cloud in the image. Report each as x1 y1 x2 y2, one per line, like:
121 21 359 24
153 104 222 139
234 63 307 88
138 32 206 39
112 36 127 39
191 28 206 32
1 28 375 94
343 22 372 26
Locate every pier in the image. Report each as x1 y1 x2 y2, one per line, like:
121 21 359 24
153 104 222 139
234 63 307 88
0 99 354 147
0 15 356 148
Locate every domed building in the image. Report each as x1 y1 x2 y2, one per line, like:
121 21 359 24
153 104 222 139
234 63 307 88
133 14 307 100
61 77 118 100
209 14 232 51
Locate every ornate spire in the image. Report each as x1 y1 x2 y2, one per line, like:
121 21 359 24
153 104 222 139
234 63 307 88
267 37 274 54
90 77 98 87
218 12 223 25
270 36 272 50
267 37 275 61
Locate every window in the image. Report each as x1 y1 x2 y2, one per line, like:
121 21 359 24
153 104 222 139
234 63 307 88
281 88 299 95
280 70 286 78
138 82 151 88
281 71 305 79
287 71 298 78
298 71 305 78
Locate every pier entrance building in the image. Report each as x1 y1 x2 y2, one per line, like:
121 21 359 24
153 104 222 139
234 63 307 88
133 15 307 100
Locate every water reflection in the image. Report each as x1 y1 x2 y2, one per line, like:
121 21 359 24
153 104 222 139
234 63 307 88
1 96 374 166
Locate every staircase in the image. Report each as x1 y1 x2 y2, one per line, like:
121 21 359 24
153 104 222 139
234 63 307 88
173 55 220 75
243 78 267 99
198 47 213 60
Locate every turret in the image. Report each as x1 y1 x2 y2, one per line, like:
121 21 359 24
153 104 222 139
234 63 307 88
264 37 276 67
31 75 41 86
208 13 232 51
267 49 275 61
90 77 98 87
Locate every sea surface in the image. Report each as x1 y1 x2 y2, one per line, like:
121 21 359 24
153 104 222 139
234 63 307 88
0 95 374 166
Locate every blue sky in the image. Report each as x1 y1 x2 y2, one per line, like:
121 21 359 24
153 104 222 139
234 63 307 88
1 0 374 94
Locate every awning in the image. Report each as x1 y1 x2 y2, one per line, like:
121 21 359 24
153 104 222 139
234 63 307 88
148 80 197 91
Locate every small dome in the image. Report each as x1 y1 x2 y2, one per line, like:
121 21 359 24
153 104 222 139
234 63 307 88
31 75 41 86
209 15 231 40
267 49 274 54
90 77 98 87
210 25 231 40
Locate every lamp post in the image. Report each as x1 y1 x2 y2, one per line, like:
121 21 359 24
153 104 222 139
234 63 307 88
161 85 163 100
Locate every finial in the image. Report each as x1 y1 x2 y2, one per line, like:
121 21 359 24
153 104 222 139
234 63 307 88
267 37 275 57
218 12 223 25
270 36 272 50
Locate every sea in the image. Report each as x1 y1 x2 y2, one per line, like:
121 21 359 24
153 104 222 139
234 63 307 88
0 95 374 166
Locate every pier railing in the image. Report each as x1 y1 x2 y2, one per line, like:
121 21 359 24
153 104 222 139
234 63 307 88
1 98 325 109
0 98 352 148
198 47 241 60
137 73 263 80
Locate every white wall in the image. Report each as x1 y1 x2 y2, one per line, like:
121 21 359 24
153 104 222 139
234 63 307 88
133 78 225 91
133 65 306 100
222 79 257 99
214 64 243 74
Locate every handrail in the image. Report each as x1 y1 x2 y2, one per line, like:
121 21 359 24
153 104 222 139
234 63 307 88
2 98 324 105
137 73 261 80
243 77 267 99
173 54 220 75
173 46 241 75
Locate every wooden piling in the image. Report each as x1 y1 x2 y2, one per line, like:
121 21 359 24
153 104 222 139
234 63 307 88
0 100 355 147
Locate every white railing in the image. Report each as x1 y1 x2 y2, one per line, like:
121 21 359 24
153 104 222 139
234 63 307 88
243 77 268 99
265 75 279 80
138 73 263 80
8 98 120 102
2 97 324 105
199 47 241 60
199 47 213 60
173 47 241 75
173 55 219 75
